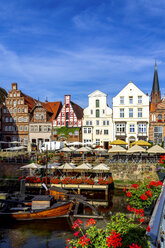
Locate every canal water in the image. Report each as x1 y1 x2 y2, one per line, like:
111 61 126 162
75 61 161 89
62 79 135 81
0 189 127 248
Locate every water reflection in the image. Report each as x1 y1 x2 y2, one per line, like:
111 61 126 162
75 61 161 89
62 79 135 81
0 189 126 248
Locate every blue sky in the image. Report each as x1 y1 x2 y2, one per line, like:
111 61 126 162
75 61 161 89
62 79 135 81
0 0 165 108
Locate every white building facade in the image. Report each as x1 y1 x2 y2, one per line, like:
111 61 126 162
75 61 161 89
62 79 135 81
83 90 113 149
113 81 149 146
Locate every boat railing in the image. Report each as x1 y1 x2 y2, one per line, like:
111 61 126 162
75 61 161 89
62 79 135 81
148 180 165 247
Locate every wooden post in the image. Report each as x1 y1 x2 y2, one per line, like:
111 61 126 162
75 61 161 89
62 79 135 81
105 188 108 201
78 188 81 195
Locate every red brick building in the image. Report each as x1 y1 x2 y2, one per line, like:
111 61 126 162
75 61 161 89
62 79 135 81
53 95 83 142
149 64 165 144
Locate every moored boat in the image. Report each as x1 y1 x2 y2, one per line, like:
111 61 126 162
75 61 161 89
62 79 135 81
0 195 74 221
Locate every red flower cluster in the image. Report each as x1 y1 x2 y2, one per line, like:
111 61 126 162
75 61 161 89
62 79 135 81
25 177 41 183
140 194 148 201
72 219 83 229
106 230 122 248
127 191 132 197
98 177 113 185
159 155 165 164
86 218 96 227
131 184 139 188
145 190 152 197
149 180 163 187
129 244 141 248
78 234 90 247
127 205 144 217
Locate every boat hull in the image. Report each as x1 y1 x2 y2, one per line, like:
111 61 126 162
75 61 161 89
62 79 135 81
0 201 73 221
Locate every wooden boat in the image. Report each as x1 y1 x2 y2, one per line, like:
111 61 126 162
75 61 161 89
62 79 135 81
0 195 74 221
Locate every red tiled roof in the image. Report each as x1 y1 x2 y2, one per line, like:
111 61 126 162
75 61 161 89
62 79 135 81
44 102 62 120
21 93 37 111
70 101 83 119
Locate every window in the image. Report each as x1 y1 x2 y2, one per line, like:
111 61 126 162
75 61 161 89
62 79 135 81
35 126 38 132
154 127 163 144
103 121 106 125
18 100 20 104
14 108 17 113
13 136 17 141
158 114 162 120
13 100 16 107
107 121 109 125
120 96 124 104
5 126 8 131
129 108 133 118
138 108 142 118
138 96 142 104
96 129 100 135
116 123 125 133
17 93 20 97
103 109 105 114
84 128 87 133
18 117 22 122
36 112 39 120
24 125 28 131
86 121 89 126
90 121 92 125
3 109 6 113
120 109 124 118
62 113 65 116
14 117 17 122
129 96 133 104
22 108 24 113
91 110 93 115
88 128 92 133
24 138 28 145
39 126 42 132
96 109 100 118
74 130 79 135
138 123 146 133
104 130 108 135
19 126 23 131
66 112 69 120
10 117 12 122
62 121 65 125
23 117 27 122
25 108 28 113
41 112 44 120
10 100 12 105
18 108 20 113
96 120 99 126
31 126 34 132
13 93 16 97
8 126 12 131
5 117 8 122
129 124 135 133
96 139 100 146
9 108 12 113
96 99 99 108
44 126 47 132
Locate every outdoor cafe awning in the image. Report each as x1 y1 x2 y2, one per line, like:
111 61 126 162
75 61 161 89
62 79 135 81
20 163 41 169
131 140 151 147
147 145 165 154
76 163 92 170
110 139 128 145
58 163 76 170
60 147 72 152
127 145 146 153
108 145 126 153
93 163 110 171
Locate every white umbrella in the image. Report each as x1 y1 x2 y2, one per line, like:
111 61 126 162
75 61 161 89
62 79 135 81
86 163 93 168
127 145 146 153
76 147 90 152
20 163 40 169
76 163 91 170
69 146 77 151
93 163 110 171
61 147 72 152
40 163 60 169
94 147 107 152
58 163 76 170
108 145 126 153
70 162 76 166
147 145 165 154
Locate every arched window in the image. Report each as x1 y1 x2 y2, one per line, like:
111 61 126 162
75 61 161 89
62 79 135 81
96 109 100 118
96 99 99 108
158 114 162 120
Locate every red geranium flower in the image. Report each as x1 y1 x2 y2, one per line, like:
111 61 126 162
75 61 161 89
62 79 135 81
127 191 132 197
106 230 122 248
86 218 96 227
140 194 148 200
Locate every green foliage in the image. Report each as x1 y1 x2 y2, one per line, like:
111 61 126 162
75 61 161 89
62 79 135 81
54 127 80 138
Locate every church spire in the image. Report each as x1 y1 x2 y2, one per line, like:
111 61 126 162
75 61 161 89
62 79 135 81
151 61 161 104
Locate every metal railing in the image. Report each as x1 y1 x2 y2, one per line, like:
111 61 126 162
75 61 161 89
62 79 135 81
148 180 165 247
